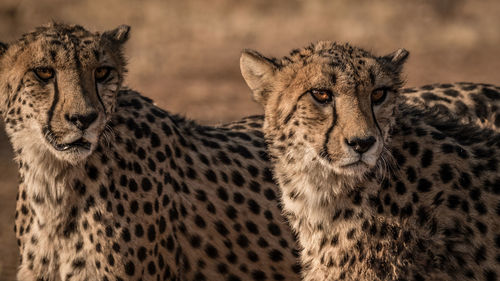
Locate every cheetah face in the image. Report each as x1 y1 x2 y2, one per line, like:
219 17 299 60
240 42 408 181
0 23 129 164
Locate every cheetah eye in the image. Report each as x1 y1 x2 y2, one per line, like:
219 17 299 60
371 88 388 105
310 89 333 104
34 67 55 81
95 67 111 82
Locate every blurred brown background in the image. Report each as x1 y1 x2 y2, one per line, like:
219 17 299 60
0 0 499 279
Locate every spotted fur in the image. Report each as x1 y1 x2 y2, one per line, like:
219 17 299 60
403 82 500 130
3 23 302 281
240 41 500 280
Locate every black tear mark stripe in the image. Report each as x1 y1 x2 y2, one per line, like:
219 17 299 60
95 68 117 113
283 91 309 125
47 76 60 132
95 81 107 115
371 104 382 136
321 103 337 161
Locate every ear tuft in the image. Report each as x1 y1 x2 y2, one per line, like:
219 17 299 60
389 48 409 65
102 25 130 45
382 48 409 72
240 49 278 106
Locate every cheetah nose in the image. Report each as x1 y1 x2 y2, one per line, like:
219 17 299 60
345 136 376 154
65 112 98 131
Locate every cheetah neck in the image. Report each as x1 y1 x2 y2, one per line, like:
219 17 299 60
277 160 369 224
273 146 379 230
273 149 409 280
11 126 93 228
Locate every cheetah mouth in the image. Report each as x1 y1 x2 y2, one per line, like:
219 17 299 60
52 138 92 151
339 160 376 173
43 127 92 152
341 160 368 168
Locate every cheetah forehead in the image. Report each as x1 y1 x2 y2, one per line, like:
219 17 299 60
11 23 100 56
1 22 128 70
269 41 406 93
24 23 97 42
274 41 375 69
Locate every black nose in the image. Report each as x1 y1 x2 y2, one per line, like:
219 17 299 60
65 112 98 130
345 136 376 154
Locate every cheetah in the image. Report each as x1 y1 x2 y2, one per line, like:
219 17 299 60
2 23 497 281
240 41 500 280
1 23 302 281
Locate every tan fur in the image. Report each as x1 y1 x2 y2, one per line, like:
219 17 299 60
3 24 303 281
241 41 500 280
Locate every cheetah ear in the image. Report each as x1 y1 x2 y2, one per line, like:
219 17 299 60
0 42 8 56
381 48 409 72
102 25 130 45
240 49 278 106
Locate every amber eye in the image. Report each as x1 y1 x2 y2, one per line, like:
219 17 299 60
310 89 332 104
34 67 55 81
371 88 388 105
95 67 111 82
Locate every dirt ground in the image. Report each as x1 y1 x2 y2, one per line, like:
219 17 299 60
0 0 499 279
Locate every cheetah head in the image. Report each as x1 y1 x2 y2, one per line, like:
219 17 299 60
240 42 408 184
0 23 129 164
